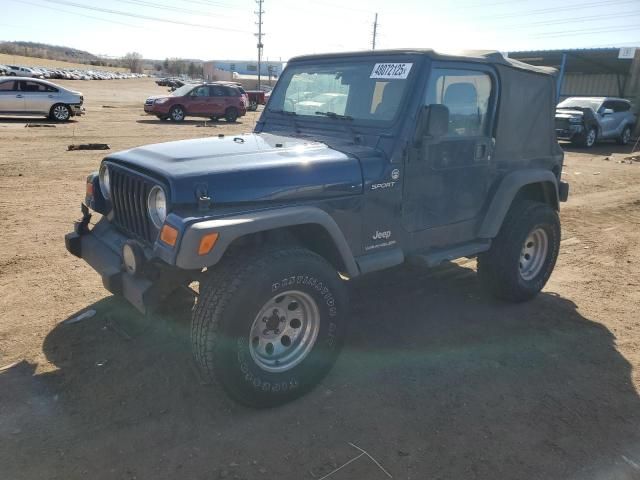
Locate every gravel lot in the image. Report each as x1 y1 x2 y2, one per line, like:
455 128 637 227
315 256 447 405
1 78 640 480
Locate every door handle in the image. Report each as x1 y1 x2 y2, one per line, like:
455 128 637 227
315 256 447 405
16 94 23 98
475 143 487 160
48 95 54 98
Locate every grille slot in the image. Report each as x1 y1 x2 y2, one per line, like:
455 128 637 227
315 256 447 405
109 167 155 243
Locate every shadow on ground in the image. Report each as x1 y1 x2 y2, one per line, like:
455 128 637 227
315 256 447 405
0 116 78 125
559 141 638 157
136 119 241 126
2 263 640 480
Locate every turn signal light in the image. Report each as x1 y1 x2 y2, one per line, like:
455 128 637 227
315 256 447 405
85 182 94 197
198 232 219 255
160 224 178 246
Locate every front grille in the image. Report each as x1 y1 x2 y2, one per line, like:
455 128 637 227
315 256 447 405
109 166 156 244
555 118 570 130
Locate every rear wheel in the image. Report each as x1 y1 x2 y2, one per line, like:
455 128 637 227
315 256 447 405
617 126 632 145
169 105 185 122
191 247 348 407
49 104 71 121
477 200 560 302
224 107 239 123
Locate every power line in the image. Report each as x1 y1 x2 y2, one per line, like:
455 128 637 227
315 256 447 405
111 0 239 20
534 24 640 38
8 0 141 28
35 0 252 32
483 0 637 20
500 10 640 30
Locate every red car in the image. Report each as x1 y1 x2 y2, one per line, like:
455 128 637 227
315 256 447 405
144 83 247 122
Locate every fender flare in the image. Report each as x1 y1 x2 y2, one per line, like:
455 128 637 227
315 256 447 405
478 169 559 239
175 206 360 277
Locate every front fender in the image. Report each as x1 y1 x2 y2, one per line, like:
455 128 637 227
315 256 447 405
478 169 559 239
175 206 360 277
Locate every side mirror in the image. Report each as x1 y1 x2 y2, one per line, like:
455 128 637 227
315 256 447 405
602 108 614 116
415 104 449 145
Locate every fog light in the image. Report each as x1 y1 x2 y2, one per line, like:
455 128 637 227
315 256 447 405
122 241 144 276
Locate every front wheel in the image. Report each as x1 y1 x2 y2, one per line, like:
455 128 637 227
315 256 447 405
50 104 71 121
169 105 185 122
191 248 348 407
477 200 560 302
580 127 597 148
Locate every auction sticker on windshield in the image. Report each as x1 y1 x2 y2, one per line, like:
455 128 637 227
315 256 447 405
370 63 413 79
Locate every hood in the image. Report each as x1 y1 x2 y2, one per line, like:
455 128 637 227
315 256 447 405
105 133 364 205
555 108 586 119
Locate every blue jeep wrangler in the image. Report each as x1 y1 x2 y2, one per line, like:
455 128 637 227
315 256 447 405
66 49 569 407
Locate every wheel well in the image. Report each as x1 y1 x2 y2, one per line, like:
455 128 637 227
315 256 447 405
515 182 558 210
224 224 348 274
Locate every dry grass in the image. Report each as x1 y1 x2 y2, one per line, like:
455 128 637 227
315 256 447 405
0 53 127 72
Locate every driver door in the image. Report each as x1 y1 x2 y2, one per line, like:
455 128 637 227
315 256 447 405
402 65 496 234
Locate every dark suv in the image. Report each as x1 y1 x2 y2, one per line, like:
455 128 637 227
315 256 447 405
144 82 247 122
67 49 568 407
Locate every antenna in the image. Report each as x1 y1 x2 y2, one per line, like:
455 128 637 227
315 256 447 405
372 12 378 50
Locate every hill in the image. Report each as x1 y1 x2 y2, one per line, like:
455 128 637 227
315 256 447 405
0 41 111 66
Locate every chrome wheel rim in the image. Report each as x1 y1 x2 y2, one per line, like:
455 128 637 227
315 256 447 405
623 129 631 144
586 129 596 146
249 290 320 373
54 105 69 120
519 227 549 281
172 108 184 120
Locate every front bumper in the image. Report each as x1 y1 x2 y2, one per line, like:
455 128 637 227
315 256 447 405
65 211 180 314
555 124 583 140
71 104 85 116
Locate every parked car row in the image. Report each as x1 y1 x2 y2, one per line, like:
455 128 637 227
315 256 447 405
0 64 146 80
0 76 84 121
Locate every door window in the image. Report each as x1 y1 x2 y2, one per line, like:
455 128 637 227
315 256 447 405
425 69 493 137
210 86 226 97
191 85 210 97
19 81 56 92
0 81 16 91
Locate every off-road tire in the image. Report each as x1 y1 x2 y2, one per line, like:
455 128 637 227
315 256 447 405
617 126 632 145
191 247 348 407
169 105 185 122
477 200 560 302
224 107 239 123
49 103 71 121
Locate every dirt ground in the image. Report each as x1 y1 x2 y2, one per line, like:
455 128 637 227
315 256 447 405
1 78 640 480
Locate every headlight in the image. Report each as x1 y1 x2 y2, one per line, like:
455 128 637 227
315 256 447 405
155 98 169 104
99 164 111 200
147 185 167 228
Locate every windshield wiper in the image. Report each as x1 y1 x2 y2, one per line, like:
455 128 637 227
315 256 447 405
315 111 353 120
269 108 298 116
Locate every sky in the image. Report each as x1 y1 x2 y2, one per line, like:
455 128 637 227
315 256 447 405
0 0 639 62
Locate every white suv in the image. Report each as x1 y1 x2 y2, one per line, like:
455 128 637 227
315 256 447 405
0 77 84 121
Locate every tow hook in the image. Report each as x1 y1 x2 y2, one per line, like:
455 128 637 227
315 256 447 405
74 203 92 235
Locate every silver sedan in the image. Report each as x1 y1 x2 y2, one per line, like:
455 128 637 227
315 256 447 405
0 77 84 121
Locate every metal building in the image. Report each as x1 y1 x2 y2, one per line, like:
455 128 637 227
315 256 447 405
506 47 640 102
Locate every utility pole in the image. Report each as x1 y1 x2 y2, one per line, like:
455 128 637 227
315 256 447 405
372 12 378 50
255 0 264 90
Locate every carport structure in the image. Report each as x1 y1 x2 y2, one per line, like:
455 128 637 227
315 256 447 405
508 47 640 137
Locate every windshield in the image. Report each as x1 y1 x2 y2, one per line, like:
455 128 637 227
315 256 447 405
171 84 195 97
557 97 603 111
269 60 416 123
